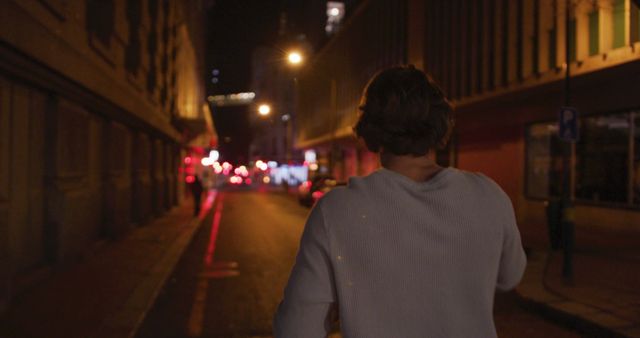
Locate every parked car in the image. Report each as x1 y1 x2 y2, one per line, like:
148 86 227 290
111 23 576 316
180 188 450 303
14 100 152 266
297 175 345 207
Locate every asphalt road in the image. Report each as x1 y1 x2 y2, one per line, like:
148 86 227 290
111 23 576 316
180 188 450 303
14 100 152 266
137 187 581 338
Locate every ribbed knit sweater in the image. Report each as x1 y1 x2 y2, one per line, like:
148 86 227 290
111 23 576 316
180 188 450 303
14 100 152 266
274 167 527 338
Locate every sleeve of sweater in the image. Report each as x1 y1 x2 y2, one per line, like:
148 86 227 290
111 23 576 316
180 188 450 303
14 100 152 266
495 191 527 291
273 200 336 338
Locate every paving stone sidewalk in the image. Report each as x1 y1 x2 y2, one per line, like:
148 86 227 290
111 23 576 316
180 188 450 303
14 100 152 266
517 234 640 338
0 191 217 338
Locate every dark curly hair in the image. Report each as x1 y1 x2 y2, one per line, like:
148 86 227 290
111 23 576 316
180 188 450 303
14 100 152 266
354 65 453 156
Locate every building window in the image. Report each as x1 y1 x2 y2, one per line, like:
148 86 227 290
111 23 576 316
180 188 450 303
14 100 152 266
613 0 626 48
516 0 524 80
638 6 640 43
634 113 640 205
476 0 484 92
532 0 540 74
125 0 142 75
631 1 640 43
501 0 509 86
525 123 563 199
575 114 629 203
548 28 557 69
86 0 115 47
588 10 599 56
488 0 496 89
568 19 577 62
526 109 640 208
147 0 159 95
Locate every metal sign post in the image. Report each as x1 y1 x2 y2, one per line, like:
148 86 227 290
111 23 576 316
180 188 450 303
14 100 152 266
558 106 577 281
560 0 576 282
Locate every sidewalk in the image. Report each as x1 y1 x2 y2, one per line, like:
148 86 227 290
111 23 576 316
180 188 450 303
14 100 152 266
517 228 640 338
0 191 217 338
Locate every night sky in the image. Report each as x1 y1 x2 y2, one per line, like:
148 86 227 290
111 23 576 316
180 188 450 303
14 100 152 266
204 0 358 164
205 1 285 164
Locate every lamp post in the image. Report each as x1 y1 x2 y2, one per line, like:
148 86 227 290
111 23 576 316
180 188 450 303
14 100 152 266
284 50 304 164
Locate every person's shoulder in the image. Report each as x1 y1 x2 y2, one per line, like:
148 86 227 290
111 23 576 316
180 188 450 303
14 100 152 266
454 169 511 201
316 174 368 206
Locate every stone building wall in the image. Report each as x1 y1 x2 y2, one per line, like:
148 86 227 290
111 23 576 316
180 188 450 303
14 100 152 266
0 0 212 313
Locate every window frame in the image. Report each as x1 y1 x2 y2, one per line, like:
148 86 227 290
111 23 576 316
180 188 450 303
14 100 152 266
524 108 640 210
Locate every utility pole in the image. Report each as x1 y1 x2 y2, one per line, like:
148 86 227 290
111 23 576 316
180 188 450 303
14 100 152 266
561 0 575 281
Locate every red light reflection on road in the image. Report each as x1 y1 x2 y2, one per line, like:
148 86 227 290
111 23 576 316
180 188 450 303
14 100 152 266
204 196 224 266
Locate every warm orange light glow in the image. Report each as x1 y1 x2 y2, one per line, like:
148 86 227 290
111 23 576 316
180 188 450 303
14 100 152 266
258 104 271 116
287 51 303 65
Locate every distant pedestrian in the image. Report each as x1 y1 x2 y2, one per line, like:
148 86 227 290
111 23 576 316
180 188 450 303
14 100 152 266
274 65 527 338
190 175 204 217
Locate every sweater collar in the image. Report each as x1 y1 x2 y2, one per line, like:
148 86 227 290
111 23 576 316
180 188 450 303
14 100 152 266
376 166 454 191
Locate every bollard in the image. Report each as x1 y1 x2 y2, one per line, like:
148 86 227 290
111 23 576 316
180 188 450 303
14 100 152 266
546 199 563 250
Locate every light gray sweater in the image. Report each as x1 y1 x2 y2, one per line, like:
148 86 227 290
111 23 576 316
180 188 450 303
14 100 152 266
274 167 527 338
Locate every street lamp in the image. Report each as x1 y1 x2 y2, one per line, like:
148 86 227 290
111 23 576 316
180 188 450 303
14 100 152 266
258 104 271 116
287 51 303 66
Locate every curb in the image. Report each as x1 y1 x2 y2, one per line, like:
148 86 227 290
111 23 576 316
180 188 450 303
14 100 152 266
96 192 218 338
515 290 630 338
515 249 638 338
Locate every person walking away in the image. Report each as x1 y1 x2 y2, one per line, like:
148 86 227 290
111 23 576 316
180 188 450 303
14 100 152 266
274 65 527 338
190 175 204 217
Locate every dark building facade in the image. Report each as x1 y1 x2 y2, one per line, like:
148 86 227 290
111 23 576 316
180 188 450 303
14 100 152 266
0 0 215 313
296 0 640 243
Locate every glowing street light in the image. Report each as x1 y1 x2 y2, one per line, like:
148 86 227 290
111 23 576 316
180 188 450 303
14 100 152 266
287 51 303 65
258 104 271 116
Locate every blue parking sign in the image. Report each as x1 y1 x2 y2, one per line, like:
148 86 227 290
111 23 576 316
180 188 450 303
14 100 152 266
559 107 579 142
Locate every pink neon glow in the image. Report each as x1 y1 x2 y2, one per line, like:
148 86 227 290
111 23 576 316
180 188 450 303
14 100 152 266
205 197 224 266
186 175 195 183
312 191 324 200
184 157 192 165
245 178 252 185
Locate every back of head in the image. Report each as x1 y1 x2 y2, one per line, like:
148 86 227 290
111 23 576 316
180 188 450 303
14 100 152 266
354 65 453 156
